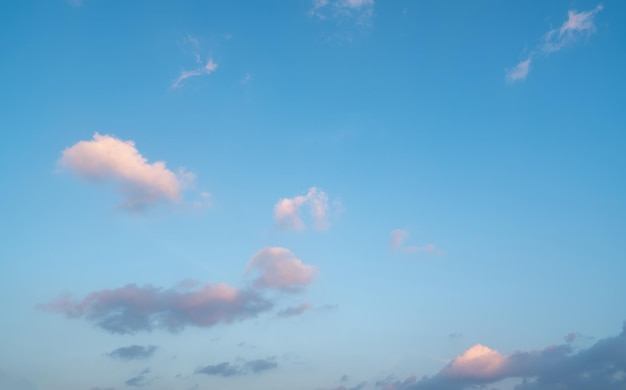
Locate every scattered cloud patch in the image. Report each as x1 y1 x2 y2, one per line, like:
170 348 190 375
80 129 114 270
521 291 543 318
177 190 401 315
247 247 317 292
507 5 603 83
195 357 277 377
309 0 374 25
389 229 444 255
277 302 311 318
107 345 158 360
274 187 332 231
38 282 273 334
59 133 195 211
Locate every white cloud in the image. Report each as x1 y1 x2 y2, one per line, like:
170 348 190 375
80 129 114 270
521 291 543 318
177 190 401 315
506 5 602 83
274 187 331 231
172 59 218 88
308 0 374 25
505 58 531 83
59 133 194 211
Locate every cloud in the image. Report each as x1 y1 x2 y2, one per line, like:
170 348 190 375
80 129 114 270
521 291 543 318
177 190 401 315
402 322 626 390
172 58 218 88
507 5 602 83
247 247 317 292
389 229 444 255
125 368 152 387
309 0 374 25
195 357 278 377
38 282 273 334
317 382 368 390
276 302 311 318
274 187 332 231
506 58 531 83
376 375 417 390
107 345 158 360
59 133 195 211
449 332 463 340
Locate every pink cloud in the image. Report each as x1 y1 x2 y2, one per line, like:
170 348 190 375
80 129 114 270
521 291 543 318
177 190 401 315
274 187 331 231
440 344 506 380
38 282 272 334
542 5 603 53
59 133 194 210
505 58 531 83
247 247 317 292
390 229 444 255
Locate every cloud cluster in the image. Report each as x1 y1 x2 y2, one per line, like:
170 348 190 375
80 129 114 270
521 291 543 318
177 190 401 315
59 133 195 211
274 187 331 231
40 247 318 333
390 229 444 255
195 357 278 377
402 323 626 390
38 283 273 334
247 247 317 292
107 345 158 360
507 5 603 83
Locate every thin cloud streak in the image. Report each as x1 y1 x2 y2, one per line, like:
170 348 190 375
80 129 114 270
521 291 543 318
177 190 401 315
506 5 603 83
172 58 218 88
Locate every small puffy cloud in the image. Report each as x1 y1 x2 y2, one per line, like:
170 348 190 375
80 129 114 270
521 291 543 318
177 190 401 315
506 58 531 83
107 345 158 360
59 133 195 211
195 357 277 377
274 187 332 231
247 247 317 292
38 282 273 334
172 58 218 88
507 5 602 83
390 229 444 255
277 302 311 318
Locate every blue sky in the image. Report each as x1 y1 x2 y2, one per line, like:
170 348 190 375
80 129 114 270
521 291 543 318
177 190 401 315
1 1 625 389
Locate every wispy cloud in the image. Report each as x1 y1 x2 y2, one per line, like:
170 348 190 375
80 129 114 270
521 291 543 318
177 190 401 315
274 187 333 231
107 345 158 360
389 229 444 255
38 282 273 334
308 0 374 26
125 368 152 387
195 357 278 377
276 302 311 318
247 247 317 292
172 58 218 88
506 5 603 83
59 133 195 211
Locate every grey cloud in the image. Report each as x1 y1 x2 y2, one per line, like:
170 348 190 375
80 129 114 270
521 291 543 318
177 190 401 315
125 368 152 387
38 282 273 334
195 357 278 377
108 345 157 360
404 323 626 390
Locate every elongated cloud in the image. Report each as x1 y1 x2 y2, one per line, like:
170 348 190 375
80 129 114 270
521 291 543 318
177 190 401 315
107 345 158 360
390 229 444 255
247 247 316 292
506 5 602 83
172 58 218 88
195 357 277 377
403 323 626 389
277 302 311 318
38 282 273 334
59 133 194 211
274 187 331 231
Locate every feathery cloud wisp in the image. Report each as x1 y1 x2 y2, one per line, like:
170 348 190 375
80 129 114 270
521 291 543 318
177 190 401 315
506 5 602 83
59 133 194 211
172 58 218 88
